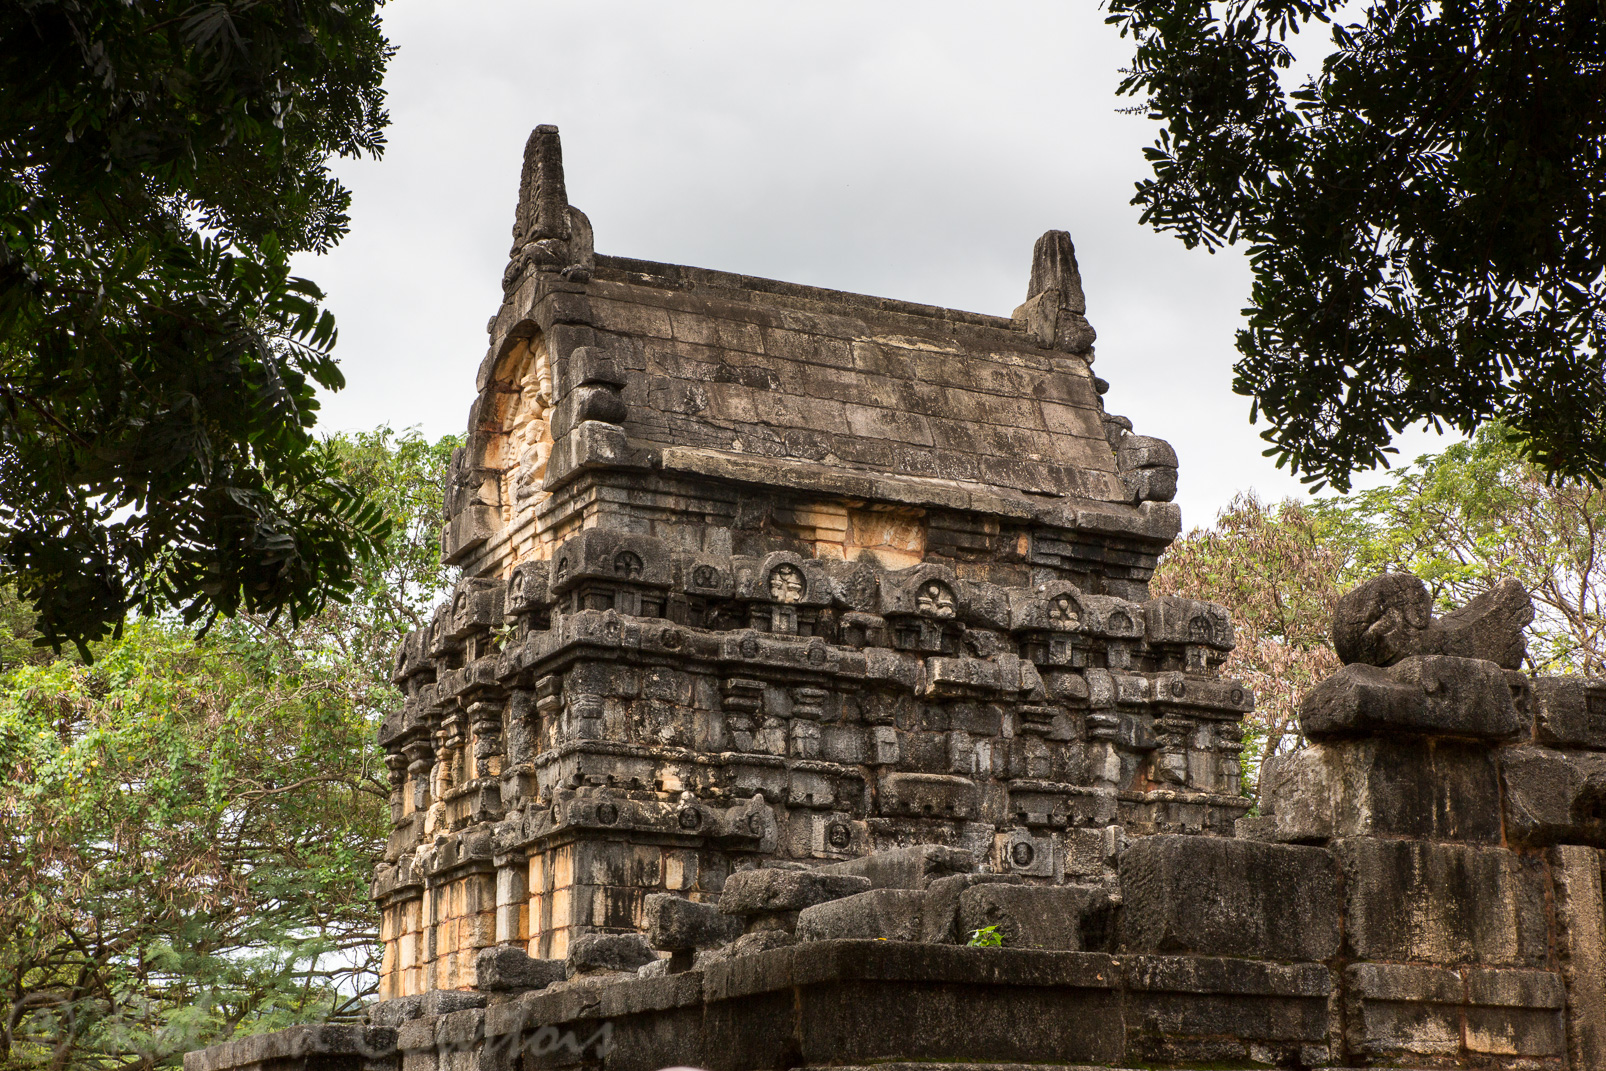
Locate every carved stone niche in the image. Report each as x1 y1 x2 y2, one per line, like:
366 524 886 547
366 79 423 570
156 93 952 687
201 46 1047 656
1012 580 1086 668
1078 594 1146 670
504 561 551 637
391 629 436 695
490 332 555 533
883 564 967 654
1143 595 1234 675
736 552 833 637
678 555 736 630
448 577 506 662
427 603 463 668
549 530 674 618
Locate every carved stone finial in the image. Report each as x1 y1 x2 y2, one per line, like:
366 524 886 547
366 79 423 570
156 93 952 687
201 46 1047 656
504 125 594 290
1014 230 1096 355
1028 229 1086 314
514 125 570 246
1331 572 1533 669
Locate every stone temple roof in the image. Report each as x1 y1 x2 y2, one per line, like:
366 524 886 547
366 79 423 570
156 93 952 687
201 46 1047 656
444 125 1180 582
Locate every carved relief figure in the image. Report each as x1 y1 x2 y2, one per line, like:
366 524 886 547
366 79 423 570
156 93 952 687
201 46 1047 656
768 564 806 603
501 335 555 524
1049 594 1080 627
917 580 956 618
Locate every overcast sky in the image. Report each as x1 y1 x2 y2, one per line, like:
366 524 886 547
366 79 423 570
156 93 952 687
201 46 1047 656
295 0 1449 532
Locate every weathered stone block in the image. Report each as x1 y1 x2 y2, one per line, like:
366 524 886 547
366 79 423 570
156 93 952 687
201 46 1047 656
643 893 741 952
1349 969 1561 1066
956 883 1102 950
473 945 564 992
1501 745 1606 847
1534 675 1606 750
184 1026 399 1071
918 872 1022 944
1344 962 1464 1060
796 888 927 942
1550 844 1606 1069
564 932 656 976
817 844 973 889
1270 737 1504 844
1299 655 1521 740
718 868 871 916
1335 838 1548 966
1120 835 1340 961
1124 956 1333 1069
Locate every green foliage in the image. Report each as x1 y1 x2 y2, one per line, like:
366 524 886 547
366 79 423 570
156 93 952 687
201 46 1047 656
0 427 456 1071
1154 493 1347 797
1106 0 1606 491
1158 423 1606 799
1318 425 1606 675
0 0 396 656
966 925 1004 948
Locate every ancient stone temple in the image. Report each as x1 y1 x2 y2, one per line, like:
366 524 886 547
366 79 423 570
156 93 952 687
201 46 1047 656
188 127 1606 1071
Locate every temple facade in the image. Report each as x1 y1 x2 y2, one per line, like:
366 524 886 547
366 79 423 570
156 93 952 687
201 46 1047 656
188 127 1606 1071
374 124 1244 990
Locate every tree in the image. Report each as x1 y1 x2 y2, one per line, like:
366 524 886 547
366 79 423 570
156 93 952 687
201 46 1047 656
0 1 396 657
1325 423 1606 675
1153 492 1346 800
1106 0 1606 491
0 428 456 1071
1160 424 1606 803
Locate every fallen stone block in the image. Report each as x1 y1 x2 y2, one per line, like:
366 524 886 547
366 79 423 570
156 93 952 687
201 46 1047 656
1256 751 1293 815
1500 745 1606 847
919 872 1022 944
643 893 742 952
1332 572 1440 666
474 944 565 991
1120 835 1340 961
1233 814 1278 841
565 932 656 977
796 889 927 942
956 883 1104 950
817 844 974 889
1300 655 1521 740
718 868 871 916
724 929 795 957
1332 573 1532 669
1270 737 1504 844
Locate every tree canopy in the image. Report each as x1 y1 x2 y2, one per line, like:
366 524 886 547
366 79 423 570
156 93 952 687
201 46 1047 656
0 0 395 657
1107 0 1606 491
0 427 455 1071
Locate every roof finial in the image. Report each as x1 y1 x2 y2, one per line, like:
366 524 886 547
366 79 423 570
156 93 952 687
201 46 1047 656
504 125 593 290
1016 230 1095 356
